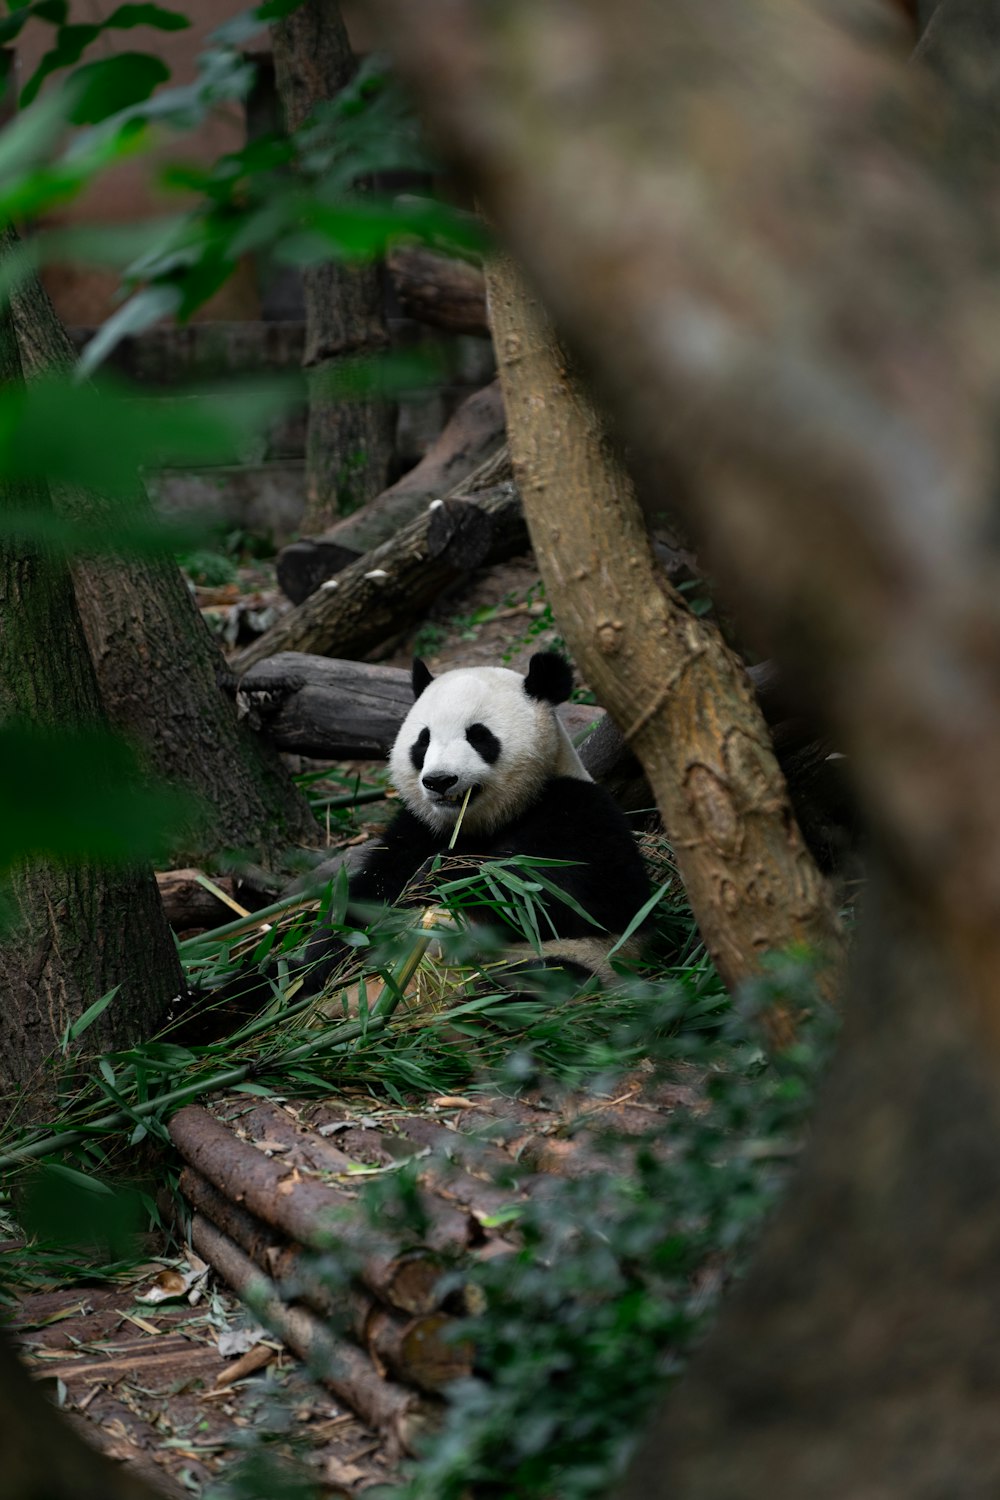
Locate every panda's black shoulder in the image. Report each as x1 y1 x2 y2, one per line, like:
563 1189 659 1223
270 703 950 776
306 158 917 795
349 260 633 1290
502 775 641 852
497 775 650 928
534 774 626 820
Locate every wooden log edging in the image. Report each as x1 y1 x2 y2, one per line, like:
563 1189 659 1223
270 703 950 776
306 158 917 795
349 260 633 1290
169 1105 473 1313
276 381 506 603
190 1214 436 1455
180 1166 471 1393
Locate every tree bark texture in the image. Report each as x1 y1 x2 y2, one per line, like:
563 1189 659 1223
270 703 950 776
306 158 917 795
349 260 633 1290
367 0 1000 1491
271 0 395 532
0 306 182 1114
386 245 489 336
9 241 318 864
369 0 1000 969
487 255 843 1012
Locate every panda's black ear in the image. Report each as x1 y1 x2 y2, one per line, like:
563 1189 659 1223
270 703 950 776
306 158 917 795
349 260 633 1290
524 651 573 705
412 658 434 700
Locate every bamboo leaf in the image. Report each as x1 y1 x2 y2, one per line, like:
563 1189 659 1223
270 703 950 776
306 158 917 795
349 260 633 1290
66 985 120 1043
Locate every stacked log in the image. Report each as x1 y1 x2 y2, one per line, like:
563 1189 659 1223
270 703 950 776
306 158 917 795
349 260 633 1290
170 1080 687 1449
169 1099 512 1453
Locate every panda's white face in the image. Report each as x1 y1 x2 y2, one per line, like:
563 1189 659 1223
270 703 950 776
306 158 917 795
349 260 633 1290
389 661 589 837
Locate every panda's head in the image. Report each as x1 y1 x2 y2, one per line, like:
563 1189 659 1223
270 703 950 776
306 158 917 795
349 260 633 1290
389 651 591 836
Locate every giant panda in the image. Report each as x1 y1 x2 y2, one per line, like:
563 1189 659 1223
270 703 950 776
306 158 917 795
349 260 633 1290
296 650 653 998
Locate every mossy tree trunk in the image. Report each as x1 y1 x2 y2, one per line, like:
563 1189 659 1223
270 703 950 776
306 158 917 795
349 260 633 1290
8 236 318 865
486 254 844 1024
0 304 182 1116
271 0 395 532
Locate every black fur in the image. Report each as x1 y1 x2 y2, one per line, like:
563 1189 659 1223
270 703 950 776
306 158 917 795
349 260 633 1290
304 776 649 971
412 659 434 699
465 721 501 764
199 777 649 1013
409 725 430 772
524 651 573 706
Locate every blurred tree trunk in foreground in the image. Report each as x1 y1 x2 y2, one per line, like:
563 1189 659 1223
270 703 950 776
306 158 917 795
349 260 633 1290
271 0 395 531
9 236 318 865
373 0 1000 1492
486 252 843 1032
0 303 182 1117
0 1330 162 1500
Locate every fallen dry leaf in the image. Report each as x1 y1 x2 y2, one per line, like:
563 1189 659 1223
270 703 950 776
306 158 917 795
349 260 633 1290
324 1455 367 1488
214 1343 275 1389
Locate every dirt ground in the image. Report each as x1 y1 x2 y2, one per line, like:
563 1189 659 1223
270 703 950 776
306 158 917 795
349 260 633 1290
11 1271 398 1497
9 1066 699 1498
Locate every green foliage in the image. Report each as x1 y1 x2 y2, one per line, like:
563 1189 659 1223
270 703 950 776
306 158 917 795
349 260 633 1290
66 52 170 125
15 1161 146 1259
204 1451 319 1500
3 2 189 109
0 374 296 559
0 375 294 499
0 12 487 366
0 19 837 1500
177 547 239 587
385 975 835 1500
0 830 834 1500
0 723 192 884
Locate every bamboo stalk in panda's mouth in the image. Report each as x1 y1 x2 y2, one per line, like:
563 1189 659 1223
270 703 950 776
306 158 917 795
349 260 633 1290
368 786 475 1022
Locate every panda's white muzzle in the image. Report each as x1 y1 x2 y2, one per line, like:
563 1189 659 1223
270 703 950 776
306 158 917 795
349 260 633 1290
421 773 482 810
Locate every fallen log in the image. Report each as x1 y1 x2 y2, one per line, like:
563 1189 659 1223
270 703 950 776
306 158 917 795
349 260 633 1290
180 1166 471 1393
387 245 489 336
155 870 238 932
227 1097 523 1238
276 381 506 604
237 653 604 761
393 1113 528 1188
189 1214 436 1454
231 480 526 672
169 1105 475 1311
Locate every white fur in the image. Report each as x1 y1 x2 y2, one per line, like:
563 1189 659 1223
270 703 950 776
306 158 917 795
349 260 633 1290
389 665 590 837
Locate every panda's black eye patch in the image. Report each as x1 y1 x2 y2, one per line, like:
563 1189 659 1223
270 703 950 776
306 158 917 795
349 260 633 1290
466 722 501 764
410 726 430 772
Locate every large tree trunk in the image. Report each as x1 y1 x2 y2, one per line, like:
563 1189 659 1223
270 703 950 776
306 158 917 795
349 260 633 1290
0 305 182 1116
9 239 318 865
487 254 843 1015
271 0 395 532
370 0 1000 1490
622 870 1000 1499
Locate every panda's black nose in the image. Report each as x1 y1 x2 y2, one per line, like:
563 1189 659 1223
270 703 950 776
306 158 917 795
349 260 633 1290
422 773 458 794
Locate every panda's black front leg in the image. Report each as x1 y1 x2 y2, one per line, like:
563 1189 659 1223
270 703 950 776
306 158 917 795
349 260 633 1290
297 808 444 996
